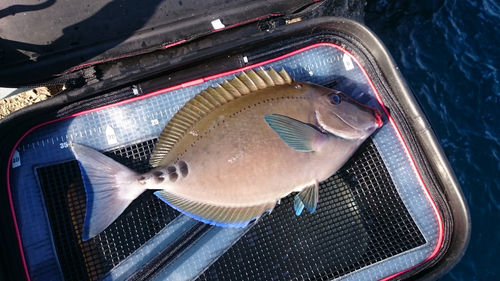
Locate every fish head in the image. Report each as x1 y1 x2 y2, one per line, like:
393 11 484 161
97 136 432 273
306 84 383 140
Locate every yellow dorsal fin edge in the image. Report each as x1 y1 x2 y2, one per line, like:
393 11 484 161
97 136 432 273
149 67 292 167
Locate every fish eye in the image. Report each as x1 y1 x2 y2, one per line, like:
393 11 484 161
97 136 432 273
328 93 342 105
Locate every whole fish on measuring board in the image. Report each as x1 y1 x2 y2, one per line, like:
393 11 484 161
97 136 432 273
71 68 383 241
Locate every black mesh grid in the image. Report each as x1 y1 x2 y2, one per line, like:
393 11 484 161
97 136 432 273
37 139 181 281
196 140 426 281
36 138 426 281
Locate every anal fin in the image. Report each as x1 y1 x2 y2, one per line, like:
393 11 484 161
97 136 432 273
155 190 276 228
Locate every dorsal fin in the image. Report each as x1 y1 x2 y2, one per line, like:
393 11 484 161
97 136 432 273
149 67 292 167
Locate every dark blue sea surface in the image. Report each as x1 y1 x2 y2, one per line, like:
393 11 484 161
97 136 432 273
365 0 500 280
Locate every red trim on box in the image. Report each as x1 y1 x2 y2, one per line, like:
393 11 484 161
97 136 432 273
7 117 67 281
6 153 29 280
7 43 444 281
378 114 444 281
349 51 444 281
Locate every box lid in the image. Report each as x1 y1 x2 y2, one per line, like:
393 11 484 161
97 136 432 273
0 0 325 86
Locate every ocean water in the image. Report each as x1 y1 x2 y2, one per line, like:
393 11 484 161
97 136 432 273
365 0 500 280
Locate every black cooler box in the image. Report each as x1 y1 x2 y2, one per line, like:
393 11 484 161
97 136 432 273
0 1 470 280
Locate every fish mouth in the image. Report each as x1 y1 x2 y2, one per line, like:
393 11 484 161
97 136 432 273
315 110 380 140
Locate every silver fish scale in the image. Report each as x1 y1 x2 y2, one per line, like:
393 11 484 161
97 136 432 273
9 45 434 281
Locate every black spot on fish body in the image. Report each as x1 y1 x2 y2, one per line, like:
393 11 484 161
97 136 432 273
167 166 176 174
169 172 179 182
152 170 165 183
152 170 164 178
138 175 150 185
179 161 189 178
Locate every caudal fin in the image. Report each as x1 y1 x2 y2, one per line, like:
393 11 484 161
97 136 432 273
71 143 146 241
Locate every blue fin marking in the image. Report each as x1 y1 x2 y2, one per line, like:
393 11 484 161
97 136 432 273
294 182 319 215
294 195 305 216
154 190 275 228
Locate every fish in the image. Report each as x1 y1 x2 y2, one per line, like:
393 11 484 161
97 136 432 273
71 68 383 241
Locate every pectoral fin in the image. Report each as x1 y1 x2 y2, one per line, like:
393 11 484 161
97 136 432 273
294 182 319 216
264 114 325 152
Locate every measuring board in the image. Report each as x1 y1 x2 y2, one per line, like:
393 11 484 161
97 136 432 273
9 45 440 281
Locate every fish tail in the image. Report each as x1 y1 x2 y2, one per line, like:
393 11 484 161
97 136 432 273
70 143 147 241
